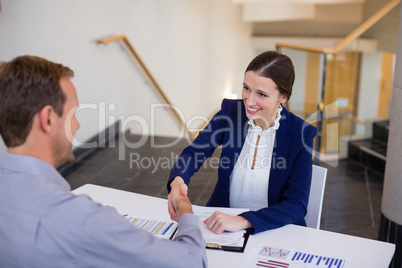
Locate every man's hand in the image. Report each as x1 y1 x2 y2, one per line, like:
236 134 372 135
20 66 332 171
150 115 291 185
167 177 192 222
203 211 252 234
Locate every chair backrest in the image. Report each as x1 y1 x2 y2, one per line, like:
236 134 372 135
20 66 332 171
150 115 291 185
305 165 327 229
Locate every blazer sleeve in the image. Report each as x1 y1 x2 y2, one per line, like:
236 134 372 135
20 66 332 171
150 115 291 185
167 99 230 192
240 122 317 234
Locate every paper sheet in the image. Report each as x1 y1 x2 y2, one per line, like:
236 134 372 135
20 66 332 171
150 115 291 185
124 215 178 239
192 205 249 246
242 244 349 268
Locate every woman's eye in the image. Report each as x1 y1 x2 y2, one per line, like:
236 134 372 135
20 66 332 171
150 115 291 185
259 92 267 97
243 86 250 91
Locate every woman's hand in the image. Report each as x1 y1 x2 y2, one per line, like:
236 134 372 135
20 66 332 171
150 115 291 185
170 176 188 195
203 211 252 234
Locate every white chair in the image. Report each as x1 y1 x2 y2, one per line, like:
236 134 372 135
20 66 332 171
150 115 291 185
305 165 327 229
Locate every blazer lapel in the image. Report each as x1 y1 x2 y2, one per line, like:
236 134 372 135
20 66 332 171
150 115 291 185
219 101 248 206
268 106 291 206
228 101 249 173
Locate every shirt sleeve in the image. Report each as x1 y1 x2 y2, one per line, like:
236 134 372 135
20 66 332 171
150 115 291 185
77 200 207 268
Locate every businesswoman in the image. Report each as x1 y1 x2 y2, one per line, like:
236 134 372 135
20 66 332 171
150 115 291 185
167 51 317 234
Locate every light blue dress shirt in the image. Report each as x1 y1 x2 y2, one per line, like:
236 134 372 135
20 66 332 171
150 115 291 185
0 153 206 268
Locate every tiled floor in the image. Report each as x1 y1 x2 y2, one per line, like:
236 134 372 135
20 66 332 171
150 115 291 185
63 133 384 240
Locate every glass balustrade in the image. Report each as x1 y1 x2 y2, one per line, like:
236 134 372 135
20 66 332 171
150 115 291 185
277 37 396 160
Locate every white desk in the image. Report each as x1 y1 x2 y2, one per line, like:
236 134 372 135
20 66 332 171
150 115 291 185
72 184 395 268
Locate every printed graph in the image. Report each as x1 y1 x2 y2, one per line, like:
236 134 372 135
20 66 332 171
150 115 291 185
246 245 349 268
125 216 177 238
259 247 291 259
257 260 290 268
290 251 346 268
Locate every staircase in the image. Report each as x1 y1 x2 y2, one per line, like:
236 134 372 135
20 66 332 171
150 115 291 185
348 120 389 174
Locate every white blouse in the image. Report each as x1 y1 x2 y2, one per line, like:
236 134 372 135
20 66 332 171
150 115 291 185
229 106 282 211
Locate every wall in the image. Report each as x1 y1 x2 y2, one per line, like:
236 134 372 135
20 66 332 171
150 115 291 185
0 0 252 156
252 0 399 54
362 0 400 54
0 139 5 158
356 52 382 134
283 49 307 113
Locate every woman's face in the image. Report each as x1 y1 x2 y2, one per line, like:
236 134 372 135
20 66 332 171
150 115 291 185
242 71 287 130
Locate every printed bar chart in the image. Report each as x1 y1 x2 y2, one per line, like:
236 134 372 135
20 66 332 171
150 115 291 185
243 245 349 268
125 216 178 239
291 251 346 268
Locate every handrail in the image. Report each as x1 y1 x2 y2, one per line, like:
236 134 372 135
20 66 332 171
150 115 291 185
276 0 400 54
275 42 334 54
343 114 365 126
290 109 365 125
97 35 196 139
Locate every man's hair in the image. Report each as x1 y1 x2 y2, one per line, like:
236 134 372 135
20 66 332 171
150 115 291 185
0 55 74 147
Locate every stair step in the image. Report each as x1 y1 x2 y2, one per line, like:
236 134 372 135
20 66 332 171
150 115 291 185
348 138 387 174
373 120 389 143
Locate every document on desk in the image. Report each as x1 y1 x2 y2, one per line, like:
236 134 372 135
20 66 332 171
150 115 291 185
192 205 250 252
123 205 250 250
124 215 178 240
242 244 349 268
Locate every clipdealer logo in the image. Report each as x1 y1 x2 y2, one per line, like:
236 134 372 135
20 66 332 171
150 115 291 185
64 101 341 168
303 101 340 167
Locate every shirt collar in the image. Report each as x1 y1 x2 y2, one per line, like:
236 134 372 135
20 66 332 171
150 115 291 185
0 153 71 191
247 105 283 134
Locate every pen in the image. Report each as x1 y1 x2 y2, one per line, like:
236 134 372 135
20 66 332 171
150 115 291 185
205 243 222 249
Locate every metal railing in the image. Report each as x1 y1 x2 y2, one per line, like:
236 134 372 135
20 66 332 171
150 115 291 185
97 35 197 139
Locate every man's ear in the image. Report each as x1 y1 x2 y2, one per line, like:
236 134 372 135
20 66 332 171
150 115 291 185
38 105 55 134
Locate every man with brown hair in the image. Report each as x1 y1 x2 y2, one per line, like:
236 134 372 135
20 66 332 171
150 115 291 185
0 55 206 267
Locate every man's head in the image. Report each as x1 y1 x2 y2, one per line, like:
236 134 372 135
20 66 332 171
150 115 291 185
0 55 80 167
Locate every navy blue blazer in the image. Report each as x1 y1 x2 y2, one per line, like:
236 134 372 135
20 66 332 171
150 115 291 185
168 99 317 234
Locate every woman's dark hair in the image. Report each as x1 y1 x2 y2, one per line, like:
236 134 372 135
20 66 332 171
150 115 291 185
245 51 295 101
0 55 74 147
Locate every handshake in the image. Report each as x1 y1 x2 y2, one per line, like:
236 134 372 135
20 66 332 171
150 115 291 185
167 177 251 234
167 177 192 221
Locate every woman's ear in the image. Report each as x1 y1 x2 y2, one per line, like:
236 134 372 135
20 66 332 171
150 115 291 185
280 95 288 104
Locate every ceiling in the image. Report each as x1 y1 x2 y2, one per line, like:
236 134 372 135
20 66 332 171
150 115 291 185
232 0 366 24
232 0 400 53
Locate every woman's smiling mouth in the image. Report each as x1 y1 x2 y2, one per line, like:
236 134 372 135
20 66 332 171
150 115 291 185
247 106 262 114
